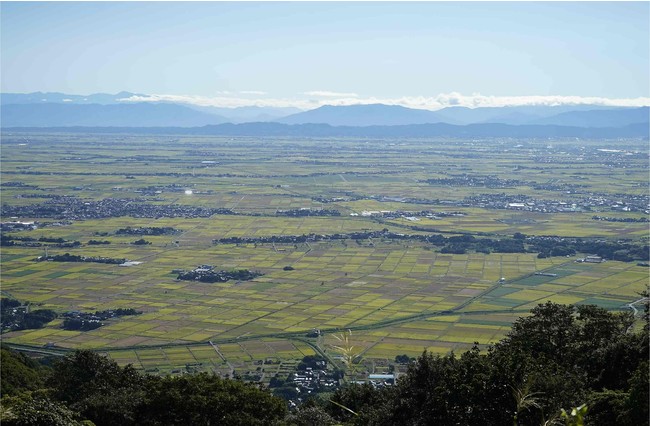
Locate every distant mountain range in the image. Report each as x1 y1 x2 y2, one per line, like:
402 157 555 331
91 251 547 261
276 104 444 126
7 122 648 139
276 103 648 128
1 103 229 127
1 91 648 137
186 105 302 123
0 92 300 125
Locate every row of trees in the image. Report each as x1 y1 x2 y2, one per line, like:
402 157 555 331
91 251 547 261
214 230 649 261
35 253 126 264
1 301 647 425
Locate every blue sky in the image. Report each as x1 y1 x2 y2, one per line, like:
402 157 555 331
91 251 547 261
1 2 649 110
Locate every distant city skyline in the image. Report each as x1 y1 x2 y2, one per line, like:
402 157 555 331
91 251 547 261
1 1 649 110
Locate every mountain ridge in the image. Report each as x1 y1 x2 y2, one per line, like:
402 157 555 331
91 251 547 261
276 103 446 126
1 103 229 127
2 91 647 128
4 121 647 139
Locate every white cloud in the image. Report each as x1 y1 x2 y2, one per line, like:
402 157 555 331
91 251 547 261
117 92 650 111
118 94 315 109
239 90 267 95
302 90 359 98
420 93 650 110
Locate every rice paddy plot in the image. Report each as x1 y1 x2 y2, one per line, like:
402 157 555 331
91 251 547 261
2 134 647 369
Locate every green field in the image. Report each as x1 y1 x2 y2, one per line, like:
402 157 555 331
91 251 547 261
1 133 647 376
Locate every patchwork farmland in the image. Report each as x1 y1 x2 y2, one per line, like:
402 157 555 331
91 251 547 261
1 133 647 378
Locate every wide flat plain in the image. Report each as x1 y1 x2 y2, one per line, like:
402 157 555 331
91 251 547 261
1 133 647 375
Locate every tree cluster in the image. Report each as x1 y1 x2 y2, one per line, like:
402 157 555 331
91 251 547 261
115 227 180 236
61 309 142 331
0 298 57 332
1 234 81 248
276 209 341 217
592 216 649 223
176 268 262 283
35 253 127 264
0 350 287 426
529 237 649 261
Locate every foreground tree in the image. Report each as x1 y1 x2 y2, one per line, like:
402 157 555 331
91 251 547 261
45 350 286 426
135 373 287 425
47 350 147 426
0 394 86 426
0 347 49 397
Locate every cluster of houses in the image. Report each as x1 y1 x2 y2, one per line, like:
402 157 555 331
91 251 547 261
350 210 466 219
458 192 649 214
0 196 236 220
291 366 339 395
576 255 605 263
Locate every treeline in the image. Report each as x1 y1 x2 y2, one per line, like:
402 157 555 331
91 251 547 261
0 299 142 333
1 301 647 425
176 268 262 283
275 209 341 217
61 308 142 331
115 226 180 235
1 234 81 248
35 253 127 264
529 236 650 261
592 216 649 223
214 229 472 246
214 230 649 261
438 234 525 254
421 174 528 188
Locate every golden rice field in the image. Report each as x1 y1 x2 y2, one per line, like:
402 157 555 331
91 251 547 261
1 133 647 375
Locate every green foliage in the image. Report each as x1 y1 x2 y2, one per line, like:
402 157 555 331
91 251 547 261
561 404 588 426
0 347 49 397
297 355 326 371
389 346 510 425
619 360 649 425
0 395 85 426
47 350 148 426
285 405 337 426
394 354 411 364
584 390 626 425
327 383 394 425
136 373 287 425
40 350 286 426
131 238 151 245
